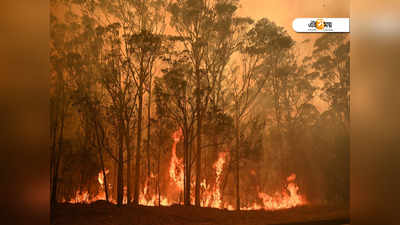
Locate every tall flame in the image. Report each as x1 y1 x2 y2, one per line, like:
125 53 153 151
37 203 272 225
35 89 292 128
201 152 227 208
169 129 184 191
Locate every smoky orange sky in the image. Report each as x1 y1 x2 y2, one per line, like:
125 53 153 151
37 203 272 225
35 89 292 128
51 0 350 112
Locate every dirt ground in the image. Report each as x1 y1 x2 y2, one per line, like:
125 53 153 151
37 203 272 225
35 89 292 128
51 201 349 225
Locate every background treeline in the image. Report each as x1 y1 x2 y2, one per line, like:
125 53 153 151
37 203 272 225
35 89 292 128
50 0 349 210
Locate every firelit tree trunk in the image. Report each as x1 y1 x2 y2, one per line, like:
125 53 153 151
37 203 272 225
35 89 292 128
117 123 124 206
195 117 202 206
50 69 67 207
195 66 202 207
50 113 57 205
183 133 187 205
126 131 132 204
100 156 109 202
50 128 58 207
97 132 109 202
114 153 118 201
146 76 152 178
183 127 191 206
94 119 109 203
134 81 143 205
157 145 161 206
51 101 65 207
235 111 240 211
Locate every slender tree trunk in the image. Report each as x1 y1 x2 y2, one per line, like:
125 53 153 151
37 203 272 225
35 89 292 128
195 117 202 206
51 139 62 206
117 121 124 206
100 154 109 203
147 76 152 178
114 152 118 202
183 131 187 205
95 122 109 203
50 115 58 200
195 66 201 207
51 103 65 207
235 108 240 211
51 72 66 208
157 145 161 206
50 125 57 207
183 127 191 205
134 82 143 205
126 129 131 204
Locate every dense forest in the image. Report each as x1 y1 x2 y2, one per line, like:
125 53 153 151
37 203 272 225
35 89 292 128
50 0 349 214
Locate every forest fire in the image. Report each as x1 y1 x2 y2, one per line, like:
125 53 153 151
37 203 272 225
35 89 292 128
66 131 307 211
50 1 350 224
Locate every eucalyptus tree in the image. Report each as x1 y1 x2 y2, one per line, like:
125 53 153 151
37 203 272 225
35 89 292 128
168 0 215 206
50 7 90 207
111 0 167 205
50 12 72 208
155 48 197 205
225 18 295 210
202 3 253 207
309 33 350 130
168 0 253 206
306 33 350 203
94 21 137 206
93 0 168 205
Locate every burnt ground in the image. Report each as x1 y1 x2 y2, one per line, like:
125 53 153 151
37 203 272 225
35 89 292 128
51 201 349 225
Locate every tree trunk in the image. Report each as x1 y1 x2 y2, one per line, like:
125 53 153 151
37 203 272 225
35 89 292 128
117 122 124 206
50 128 57 207
94 120 109 203
126 130 131 204
183 131 187 205
235 109 240 211
50 114 58 205
100 154 109 203
157 145 161 206
183 127 191 205
51 104 65 207
147 76 152 178
134 82 143 205
114 152 118 202
195 66 202 207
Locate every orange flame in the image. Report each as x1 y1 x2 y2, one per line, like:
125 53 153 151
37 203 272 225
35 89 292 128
64 131 307 211
241 173 307 210
201 152 227 208
68 169 111 204
169 129 184 192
